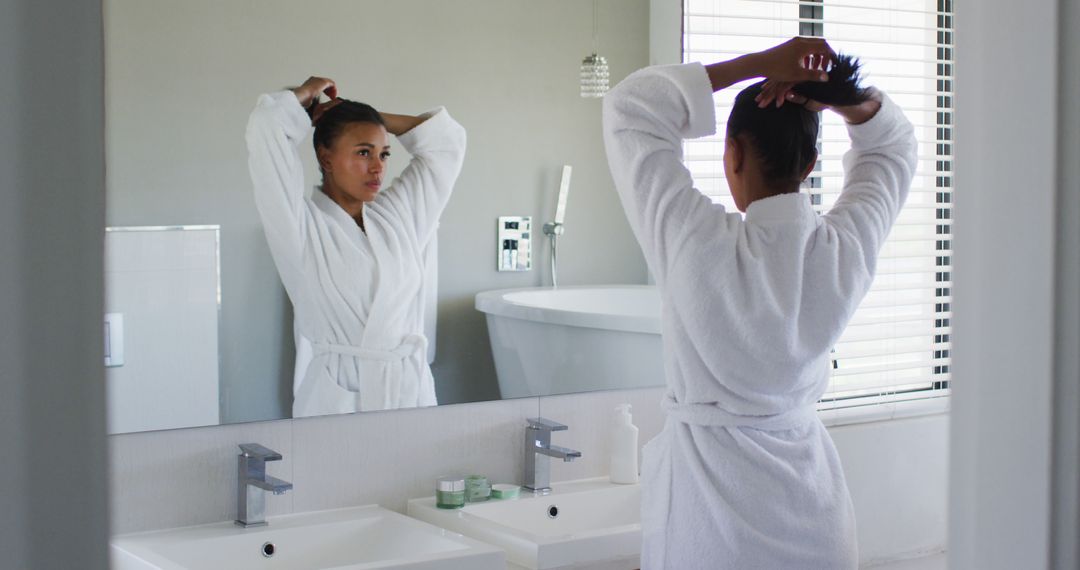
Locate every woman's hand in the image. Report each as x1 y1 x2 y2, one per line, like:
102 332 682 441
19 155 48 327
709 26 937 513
290 76 340 122
746 38 835 107
757 81 883 124
751 37 835 84
755 80 826 110
706 37 834 94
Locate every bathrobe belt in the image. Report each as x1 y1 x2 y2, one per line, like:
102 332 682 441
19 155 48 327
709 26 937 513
311 334 429 363
662 392 817 431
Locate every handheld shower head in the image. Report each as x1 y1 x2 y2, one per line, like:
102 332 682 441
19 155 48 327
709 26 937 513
554 165 572 225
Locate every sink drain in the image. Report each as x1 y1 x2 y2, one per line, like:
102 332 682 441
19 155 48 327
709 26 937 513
547 505 559 519
261 542 276 558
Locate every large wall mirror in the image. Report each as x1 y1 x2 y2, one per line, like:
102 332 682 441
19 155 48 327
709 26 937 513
104 0 675 434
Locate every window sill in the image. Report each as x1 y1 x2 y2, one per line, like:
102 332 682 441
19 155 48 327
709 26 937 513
818 394 950 428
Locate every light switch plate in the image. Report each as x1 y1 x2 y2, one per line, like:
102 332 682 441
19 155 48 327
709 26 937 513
105 312 125 367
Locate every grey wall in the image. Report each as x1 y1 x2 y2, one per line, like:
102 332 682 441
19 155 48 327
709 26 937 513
1051 1 1080 566
950 0 1076 568
0 0 110 568
104 0 650 427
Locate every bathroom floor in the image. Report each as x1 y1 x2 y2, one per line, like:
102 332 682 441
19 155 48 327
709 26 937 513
863 553 947 570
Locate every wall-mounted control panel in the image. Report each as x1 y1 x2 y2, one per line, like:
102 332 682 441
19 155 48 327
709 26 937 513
497 216 532 272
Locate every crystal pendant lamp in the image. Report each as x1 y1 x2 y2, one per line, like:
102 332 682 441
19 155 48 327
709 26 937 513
580 0 609 98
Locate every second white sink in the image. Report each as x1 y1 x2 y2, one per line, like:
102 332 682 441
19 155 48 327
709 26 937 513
407 477 641 570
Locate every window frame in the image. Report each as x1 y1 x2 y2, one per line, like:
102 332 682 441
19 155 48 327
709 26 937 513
678 0 954 412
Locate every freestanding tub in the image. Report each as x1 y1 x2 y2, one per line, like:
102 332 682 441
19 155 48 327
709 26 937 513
475 285 664 398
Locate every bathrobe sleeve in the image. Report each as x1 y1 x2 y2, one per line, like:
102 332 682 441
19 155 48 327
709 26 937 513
822 96 918 272
246 90 315 263
379 108 467 247
601 63 731 276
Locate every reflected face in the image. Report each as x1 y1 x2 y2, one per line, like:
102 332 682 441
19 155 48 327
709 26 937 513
319 122 391 203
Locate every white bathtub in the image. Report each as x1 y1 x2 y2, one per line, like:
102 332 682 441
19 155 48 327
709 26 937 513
475 285 664 399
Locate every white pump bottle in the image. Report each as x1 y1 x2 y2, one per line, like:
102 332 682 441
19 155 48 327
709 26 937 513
609 404 639 484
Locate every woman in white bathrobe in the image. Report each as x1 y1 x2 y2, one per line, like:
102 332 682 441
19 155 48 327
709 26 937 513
603 38 917 568
246 76 466 418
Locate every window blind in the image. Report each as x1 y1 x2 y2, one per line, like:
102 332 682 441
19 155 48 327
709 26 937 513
682 0 953 405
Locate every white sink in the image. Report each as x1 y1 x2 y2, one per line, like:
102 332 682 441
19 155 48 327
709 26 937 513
407 477 641 570
111 505 505 570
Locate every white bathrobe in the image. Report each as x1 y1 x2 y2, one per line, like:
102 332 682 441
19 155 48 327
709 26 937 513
602 63 917 569
246 90 466 418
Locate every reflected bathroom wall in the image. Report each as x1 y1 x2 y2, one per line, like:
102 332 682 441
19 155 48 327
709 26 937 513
104 227 221 432
104 0 652 431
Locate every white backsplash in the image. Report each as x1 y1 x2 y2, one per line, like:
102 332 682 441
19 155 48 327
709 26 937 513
541 388 667 483
110 416 295 532
110 396 538 534
110 388 947 565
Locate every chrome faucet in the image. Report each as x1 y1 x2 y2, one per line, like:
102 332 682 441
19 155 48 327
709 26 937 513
235 443 293 528
523 417 581 495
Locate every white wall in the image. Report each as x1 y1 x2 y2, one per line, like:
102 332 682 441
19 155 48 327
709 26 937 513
111 387 948 566
104 0 652 425
649 0 682 66
0 0 110 568
831 415 949 563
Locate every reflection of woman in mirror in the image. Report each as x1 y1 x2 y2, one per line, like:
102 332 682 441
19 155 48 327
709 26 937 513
246 76 466 418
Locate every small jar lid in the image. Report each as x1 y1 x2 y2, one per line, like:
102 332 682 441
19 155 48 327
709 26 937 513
437 475 465 492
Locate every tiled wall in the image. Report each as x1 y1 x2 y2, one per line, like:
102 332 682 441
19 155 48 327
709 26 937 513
104 228 220 433
110 396 538 534
110 389 947 564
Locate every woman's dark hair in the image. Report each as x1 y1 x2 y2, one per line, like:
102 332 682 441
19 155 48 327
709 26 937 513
790 54 870 106
726 53 870 189
312 99 385 153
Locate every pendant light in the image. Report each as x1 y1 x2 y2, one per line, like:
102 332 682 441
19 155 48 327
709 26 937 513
580 0 609 98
